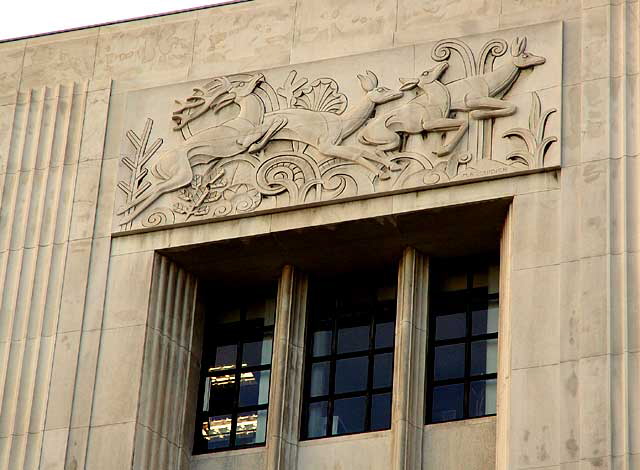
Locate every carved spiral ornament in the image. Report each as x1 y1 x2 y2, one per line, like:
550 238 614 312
255 152 322 204
141 208 176 228
479 39 508 74
431 39 477 77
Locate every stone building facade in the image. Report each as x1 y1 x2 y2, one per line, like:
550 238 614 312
0 0 638 469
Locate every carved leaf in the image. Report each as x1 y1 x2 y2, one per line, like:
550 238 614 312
293 78 348 114
177 189 192 202
502 127 536 154
505 151 534 168
537 107 557 143
529 91 542 138
535 136 558 167
173 203 189 215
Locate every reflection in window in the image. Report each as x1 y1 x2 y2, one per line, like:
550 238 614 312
426 259 499 424
194 288 276 453
301 272 396 439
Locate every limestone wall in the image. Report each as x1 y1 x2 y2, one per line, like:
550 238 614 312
0 1 638 469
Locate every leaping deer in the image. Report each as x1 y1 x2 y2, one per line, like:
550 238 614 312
249 70 404 178
446 36 546 120
357 62 468 160
117 73 286 224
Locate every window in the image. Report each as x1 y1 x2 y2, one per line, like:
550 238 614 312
301 271 397 439
194 287 276 453
426 259 499 424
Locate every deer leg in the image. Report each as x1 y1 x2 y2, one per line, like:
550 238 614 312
368 134 403 171
423 118 469 157
237 117 287 153
464 97 516 120
246 117 288 153
319 142 388 178
118 166 193 225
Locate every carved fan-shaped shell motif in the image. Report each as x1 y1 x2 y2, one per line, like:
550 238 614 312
294 78 348 115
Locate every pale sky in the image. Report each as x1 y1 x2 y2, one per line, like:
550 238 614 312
0 0 238 41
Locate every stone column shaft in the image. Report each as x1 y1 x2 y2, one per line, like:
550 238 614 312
391 247 429 470
266 265 308 470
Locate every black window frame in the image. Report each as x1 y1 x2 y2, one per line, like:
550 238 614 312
425 258 499 424
194 287 276 454
300 273 397 441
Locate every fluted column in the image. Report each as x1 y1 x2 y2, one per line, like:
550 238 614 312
391 247 429 470
495 206 513 470
266 265 308 470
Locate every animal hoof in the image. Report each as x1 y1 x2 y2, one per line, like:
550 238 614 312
247 143 262 154
378 169 392 180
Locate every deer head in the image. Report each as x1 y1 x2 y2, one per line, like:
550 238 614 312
230 73 265 98
172 77 235 131
357 70 403 105
399 62 449 91
511 36 546 69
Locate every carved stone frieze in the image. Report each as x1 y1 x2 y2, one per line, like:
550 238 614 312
114 22 562 233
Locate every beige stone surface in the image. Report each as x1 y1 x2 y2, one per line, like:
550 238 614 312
423 417 497 470
511 189 560 270
90 325 146 426
396 0 501 45
85 422 136 470
0 2 638 470
511 264 561 369
101 251 154 329
499 0 581 28
297 432 392 470
292 0 395 62
94 21 196 86
190 1 295 79
0 46 24 106
20 35 97 91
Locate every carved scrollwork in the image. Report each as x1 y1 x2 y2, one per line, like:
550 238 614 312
431 39 477 77
479 39 509 74
255 149 323 204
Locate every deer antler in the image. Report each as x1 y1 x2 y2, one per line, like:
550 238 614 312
172 78 234 131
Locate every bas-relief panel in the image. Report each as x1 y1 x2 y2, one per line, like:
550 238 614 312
113 22 562 233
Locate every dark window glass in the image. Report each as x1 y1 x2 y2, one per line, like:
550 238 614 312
371 393 392 430
301 271 397 440
426 259 499 424
195 287 276 454
434 344 465 380
333 396 367 435
435 313 467 340
432 383 464 422
373 353 393 389
306 401 328 438
375 321 395 349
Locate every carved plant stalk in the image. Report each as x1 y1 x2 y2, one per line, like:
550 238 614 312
503 92 557 168
117 118 163 228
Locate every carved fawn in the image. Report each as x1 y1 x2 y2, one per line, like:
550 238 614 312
252 70 404 178
446 36 546 120
357 62 469 160
118 73 284 224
